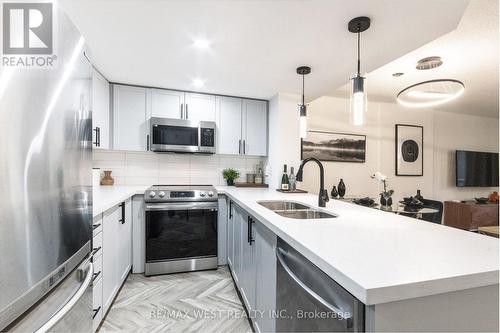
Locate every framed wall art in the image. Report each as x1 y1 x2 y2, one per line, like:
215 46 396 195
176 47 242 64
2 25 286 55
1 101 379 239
395 124 423 176
301 130 366 163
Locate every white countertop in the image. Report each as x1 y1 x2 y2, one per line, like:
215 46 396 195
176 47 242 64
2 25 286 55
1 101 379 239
92 184 499 305
216 186 499 305
93 185 148 217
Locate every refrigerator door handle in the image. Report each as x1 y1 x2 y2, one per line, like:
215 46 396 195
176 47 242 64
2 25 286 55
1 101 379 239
35 262 93 333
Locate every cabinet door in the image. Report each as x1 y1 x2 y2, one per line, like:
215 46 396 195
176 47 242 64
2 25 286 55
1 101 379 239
185 93 216 121
151 89 184 119
226 199 234 269
113 85 149 151
117 199 132 284
254 221 277 333
232 205 243 285
240 214 256 311
216 96 242 155
92 69 110 149
102 205 120 313
243 99 267 156
217 197 228 265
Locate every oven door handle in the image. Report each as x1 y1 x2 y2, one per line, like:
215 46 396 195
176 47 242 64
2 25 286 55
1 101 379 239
275 247 353 329
146 202 218 211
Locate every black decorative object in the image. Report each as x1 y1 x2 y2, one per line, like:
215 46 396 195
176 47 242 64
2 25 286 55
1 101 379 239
415 190 424 201
331 186 338 198
338 179 346 198
395 124 423 176
380 194 392 207
301 130 366 162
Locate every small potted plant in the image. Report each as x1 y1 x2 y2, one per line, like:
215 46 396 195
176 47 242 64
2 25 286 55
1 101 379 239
371 171 394 209
223 168 240 186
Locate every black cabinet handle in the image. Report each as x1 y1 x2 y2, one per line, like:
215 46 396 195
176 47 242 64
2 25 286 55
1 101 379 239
248 217 255 244
146 134 150 151
119 202 125 224
92 223 101 230
92 271 101 283
92 306 101 319
93 127 100 147
92 246 101 256
229 200 233 218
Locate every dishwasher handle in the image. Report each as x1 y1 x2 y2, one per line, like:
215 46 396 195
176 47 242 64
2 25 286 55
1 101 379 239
275 247 352 329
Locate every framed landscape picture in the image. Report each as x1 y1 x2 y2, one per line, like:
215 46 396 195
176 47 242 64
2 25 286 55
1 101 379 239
301 130 366 163
395 124 423 176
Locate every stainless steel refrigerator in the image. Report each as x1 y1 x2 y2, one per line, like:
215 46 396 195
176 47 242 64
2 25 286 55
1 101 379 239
0 7 93 332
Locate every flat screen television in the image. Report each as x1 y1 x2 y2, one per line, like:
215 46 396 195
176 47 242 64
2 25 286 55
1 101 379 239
456 150 499 187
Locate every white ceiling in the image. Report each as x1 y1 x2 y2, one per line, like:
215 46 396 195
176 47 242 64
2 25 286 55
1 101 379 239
59 0 469 101
335 0 499 118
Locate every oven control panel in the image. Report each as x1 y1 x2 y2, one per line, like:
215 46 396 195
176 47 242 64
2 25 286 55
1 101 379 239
145 186 218 202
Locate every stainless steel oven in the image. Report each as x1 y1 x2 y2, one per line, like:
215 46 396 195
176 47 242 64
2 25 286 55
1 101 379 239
149 117 216 154
276 238 365 332
144 185 218 276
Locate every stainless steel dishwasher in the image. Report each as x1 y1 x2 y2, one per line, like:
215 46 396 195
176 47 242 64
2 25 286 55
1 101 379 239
276 238 365 332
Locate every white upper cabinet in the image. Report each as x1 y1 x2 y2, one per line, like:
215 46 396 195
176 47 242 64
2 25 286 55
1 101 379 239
151 89 184 119
217 96 242 155
92 69 110 149
112 84 150 151
243 99 267 156
184 93 216 122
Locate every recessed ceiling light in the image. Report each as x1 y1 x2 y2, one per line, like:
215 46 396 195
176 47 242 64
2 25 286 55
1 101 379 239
192 79 205 88
416 56 443 70
397 79 464 108
392 72 404 77
192 38 211 49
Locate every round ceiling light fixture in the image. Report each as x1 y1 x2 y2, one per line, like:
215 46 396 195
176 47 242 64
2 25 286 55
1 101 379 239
416 56 443 70
397 79 465 108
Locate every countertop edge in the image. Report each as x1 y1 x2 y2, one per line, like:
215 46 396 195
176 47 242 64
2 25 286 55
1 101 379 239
217 189 500 305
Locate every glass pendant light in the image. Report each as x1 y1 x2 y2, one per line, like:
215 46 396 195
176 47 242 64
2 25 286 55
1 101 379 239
297 66 311 138
348 16 370 126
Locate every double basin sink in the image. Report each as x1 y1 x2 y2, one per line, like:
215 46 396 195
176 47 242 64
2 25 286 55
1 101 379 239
258 201 337 219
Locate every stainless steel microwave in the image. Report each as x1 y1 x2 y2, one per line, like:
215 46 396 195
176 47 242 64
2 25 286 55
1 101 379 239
149 117 216 154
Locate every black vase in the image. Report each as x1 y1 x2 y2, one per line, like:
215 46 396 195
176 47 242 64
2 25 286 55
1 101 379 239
415 189 424 201
331 186 338 198
380 194 393 206
227 179 234 186
337 179 346 198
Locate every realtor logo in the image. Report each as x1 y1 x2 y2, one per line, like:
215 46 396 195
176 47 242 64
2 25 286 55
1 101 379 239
2 1 56 67
3 2 53 54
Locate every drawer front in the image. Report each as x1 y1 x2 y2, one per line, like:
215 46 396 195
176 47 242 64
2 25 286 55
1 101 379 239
471 206 499 229
93 254 103 282
92 277 103 332
92 231 103 258
93 214 103 237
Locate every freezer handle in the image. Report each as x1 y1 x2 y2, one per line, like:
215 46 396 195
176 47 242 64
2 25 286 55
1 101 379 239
35 262 93 333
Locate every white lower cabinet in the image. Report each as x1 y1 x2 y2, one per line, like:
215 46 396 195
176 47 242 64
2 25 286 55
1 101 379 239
100 199 132 326
92 214 104 333
228 201 277 332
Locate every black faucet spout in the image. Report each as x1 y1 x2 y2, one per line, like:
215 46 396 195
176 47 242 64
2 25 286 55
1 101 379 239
296 157 328 207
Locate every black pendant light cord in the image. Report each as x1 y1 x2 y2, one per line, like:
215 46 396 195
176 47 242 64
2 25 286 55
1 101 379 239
302 74 305 105
357 30 361 75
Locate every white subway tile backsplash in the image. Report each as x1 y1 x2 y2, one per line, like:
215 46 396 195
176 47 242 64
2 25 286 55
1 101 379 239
93 150 265 186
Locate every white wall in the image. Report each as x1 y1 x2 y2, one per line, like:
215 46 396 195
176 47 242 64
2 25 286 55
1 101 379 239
297 96 498 202
267 93 302 189
93 150 265 186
